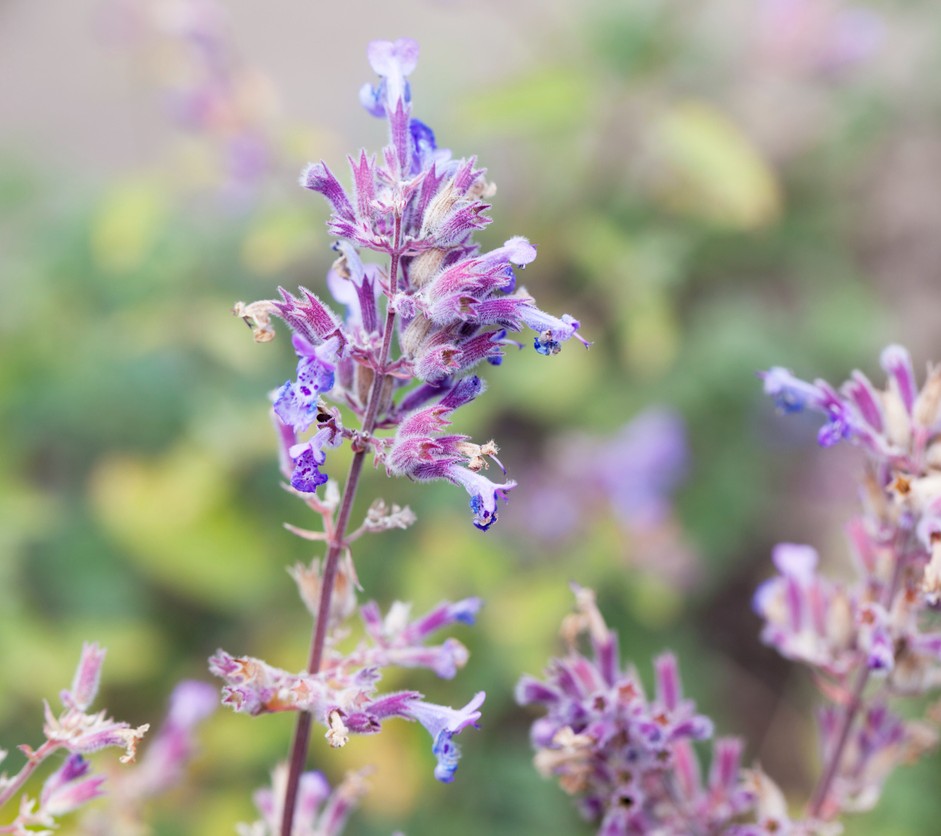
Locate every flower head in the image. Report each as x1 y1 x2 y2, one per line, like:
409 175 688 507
237 38 584 528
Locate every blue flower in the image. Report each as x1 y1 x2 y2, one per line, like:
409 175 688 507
406 692 485 783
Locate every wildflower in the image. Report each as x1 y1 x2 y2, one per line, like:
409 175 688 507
39 755 106 818
404 692 485 783
238 38 584 528
0 643 148 833
758 345 941 821
517 587 728 831
211 596 484 783
238 765 371 836
43 643 149 764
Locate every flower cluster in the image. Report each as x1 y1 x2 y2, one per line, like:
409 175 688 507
211 581 484 784
758 345 941 818
516 587 872 835
222 36 585 834
236 36 585 530
78 680 217 835
237 765 370 836
0 643 149 834
516 586 758 834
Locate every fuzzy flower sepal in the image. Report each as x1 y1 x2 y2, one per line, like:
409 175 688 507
387 375 515 529
41 643 149 764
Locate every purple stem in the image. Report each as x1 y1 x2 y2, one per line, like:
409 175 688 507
807 533 910 820
280 218 402 836
0 740 60 812
807 664 870 818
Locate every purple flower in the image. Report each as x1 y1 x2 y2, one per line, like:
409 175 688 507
288 425 342 494
125 680 218 797
237 38 585 528
61 642 106 712
517 588 723 829
405 692 485 783
359 37 419 117
40 754 106 817
273 335 339 435
211 593 485 781
247 765 370 836
44 645 149 764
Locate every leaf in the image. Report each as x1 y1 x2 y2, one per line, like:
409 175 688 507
88 445 277 609
456 69 592 136
91 178 168 273
645 101 782 230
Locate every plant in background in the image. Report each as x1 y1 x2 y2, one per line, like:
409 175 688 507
512 407 698 588
758 345 941 821
0 644 148 834
519 346 941 834
78 680 217 836
102 0 277 203
222 37 585 834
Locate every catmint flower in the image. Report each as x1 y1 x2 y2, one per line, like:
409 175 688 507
126 679 218 796
238 764 371 836
39 755 106 817
358 38 419 118
816 702 936 814
517 586 725 831
762 347 941 607
404 692 485 783
752 543 855 674
77 682 215 834
62 641 107 712
758 345 941 823
0 643 148 834
211 596 484 782
237 38 585 529
359 597 481 678
43 643 149 764
669 737 757 832
761 344 941 464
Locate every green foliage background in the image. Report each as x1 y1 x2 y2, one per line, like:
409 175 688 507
2 1 940 833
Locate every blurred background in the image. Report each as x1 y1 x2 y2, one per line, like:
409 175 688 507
2 0 940 833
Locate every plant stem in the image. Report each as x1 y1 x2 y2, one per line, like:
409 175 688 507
0 740 59 811
280 221 401 836
807 663 870 818
807 536 909 820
